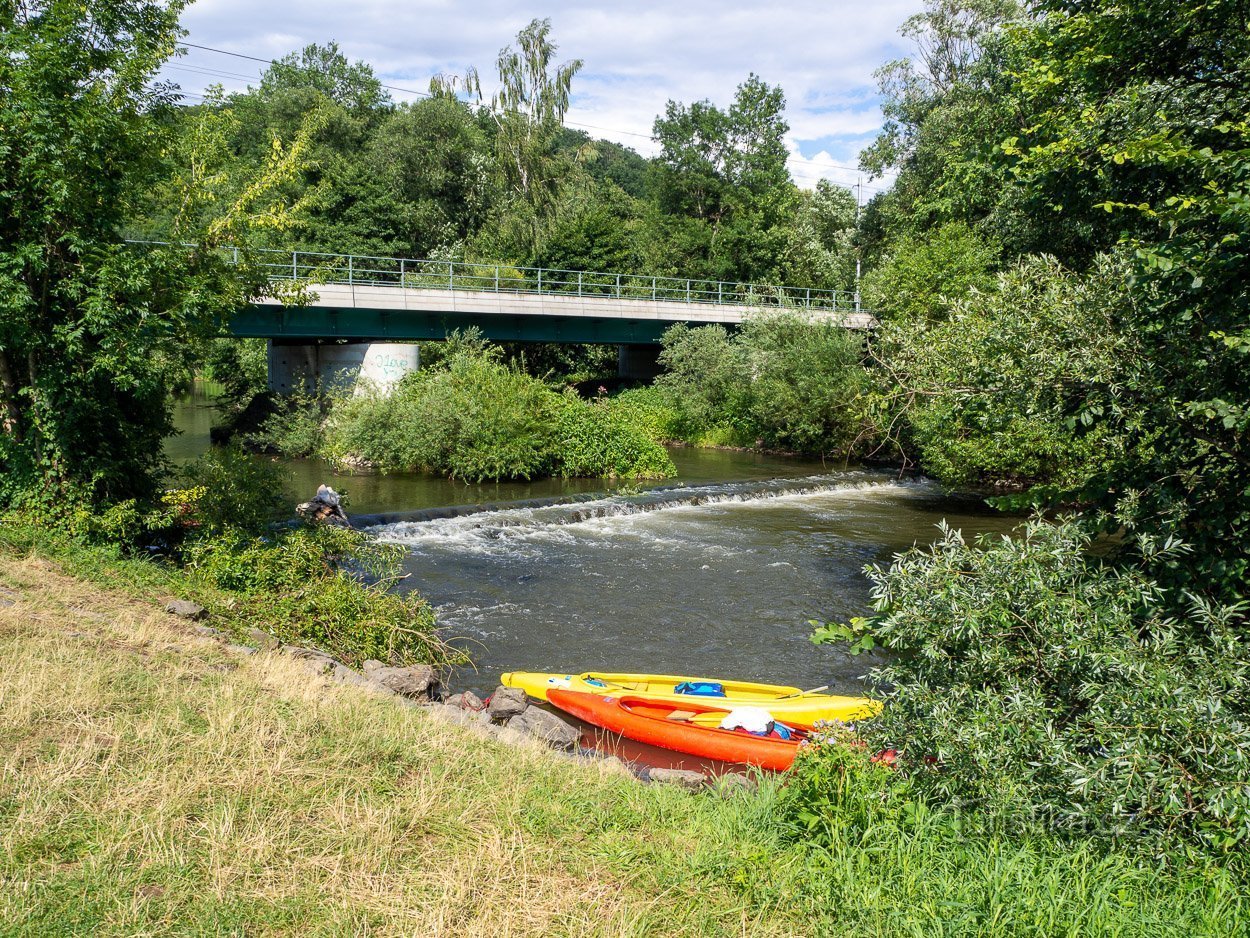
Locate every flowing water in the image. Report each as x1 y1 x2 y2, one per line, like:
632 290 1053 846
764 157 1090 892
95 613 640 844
171 389 1020 700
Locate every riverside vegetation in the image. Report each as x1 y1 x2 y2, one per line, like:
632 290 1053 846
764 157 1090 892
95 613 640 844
1 0 1248 934
1 551 1245 935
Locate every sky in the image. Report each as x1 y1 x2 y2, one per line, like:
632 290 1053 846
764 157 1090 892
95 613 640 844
159 0 923 194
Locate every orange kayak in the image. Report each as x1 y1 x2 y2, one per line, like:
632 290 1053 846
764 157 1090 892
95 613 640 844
547 689 808 771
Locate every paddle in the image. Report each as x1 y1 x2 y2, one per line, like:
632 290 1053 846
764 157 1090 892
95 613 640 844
777 684 830 699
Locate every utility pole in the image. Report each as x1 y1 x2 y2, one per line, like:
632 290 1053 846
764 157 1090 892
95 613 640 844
853 176 863 314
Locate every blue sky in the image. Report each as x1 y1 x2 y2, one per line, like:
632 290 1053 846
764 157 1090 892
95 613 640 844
160 0 922 192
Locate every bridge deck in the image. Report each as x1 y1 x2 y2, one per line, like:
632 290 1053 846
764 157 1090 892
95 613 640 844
235 283 875 344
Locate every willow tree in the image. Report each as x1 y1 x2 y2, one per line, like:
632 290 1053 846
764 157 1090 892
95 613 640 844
0 0 311 514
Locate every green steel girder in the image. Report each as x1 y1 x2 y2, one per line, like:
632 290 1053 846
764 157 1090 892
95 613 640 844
228 305 692 344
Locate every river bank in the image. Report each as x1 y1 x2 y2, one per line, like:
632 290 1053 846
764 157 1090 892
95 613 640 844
1 550 1242 937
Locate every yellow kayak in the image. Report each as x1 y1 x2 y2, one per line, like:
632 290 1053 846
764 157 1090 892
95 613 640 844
499 670 879 725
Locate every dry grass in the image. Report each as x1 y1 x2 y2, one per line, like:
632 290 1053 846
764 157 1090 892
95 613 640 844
0 556 799 938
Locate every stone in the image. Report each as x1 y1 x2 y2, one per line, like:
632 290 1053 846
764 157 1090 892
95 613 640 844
460 690 486 712
299 655 370 688
506 708 581 751
441 691 465 709
193 625 227 640
295 484 351 527
596 755 635 778
286 646 333 662
245 628 280 650
714 772 757 796
648 768 706 792
427 703 474 727
363 662 440 701
486 686 528 722
225 644 258 656
165 600 207 620
491 725 531 748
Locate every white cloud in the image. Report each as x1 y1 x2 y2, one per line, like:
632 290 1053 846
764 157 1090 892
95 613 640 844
163 0 922 186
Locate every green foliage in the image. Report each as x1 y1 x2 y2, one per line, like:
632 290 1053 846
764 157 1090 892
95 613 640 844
0 1 313 516
435 18 583 258
173 446 289 537
875 254 1140 489
656 316 871 455
201 338 268 411
649 75 797 283
862 221 999 321
820 518 1250 855
358 97 491 256
182 525 442 667
859 0 1026 256
325 345 557 482
778 732 1248 933
300 337 675 483
604 387 684 443
778 729 913 844
776 181 859 293
997 0 1250 612
250 387 327 459
550 395 676 479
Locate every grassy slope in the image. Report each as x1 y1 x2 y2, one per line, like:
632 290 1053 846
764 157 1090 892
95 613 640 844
0 553 1243 937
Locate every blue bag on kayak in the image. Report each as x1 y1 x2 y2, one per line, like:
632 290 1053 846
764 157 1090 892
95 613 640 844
674 681 726 697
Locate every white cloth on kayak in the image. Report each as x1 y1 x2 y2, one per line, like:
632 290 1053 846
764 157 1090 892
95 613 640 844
718 707 775 734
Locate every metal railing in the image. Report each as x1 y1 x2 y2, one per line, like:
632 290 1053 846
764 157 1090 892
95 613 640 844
127 242 863 312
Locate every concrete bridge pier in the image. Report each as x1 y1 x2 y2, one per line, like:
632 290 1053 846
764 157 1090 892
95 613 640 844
617 344 662 381
268 340 420 396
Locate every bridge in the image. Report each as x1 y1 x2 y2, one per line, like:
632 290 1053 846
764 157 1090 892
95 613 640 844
161 244 873 390
232 248 874 344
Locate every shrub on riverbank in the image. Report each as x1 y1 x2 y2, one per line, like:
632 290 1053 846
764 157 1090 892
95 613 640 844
808 518 1250 859
0 447 453 670
654 313 873 456
256 335 676 482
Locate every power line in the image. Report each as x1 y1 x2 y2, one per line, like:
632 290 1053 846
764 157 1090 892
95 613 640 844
174 40 886 187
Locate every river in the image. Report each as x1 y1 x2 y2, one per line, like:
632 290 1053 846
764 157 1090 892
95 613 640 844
170 389 1019 698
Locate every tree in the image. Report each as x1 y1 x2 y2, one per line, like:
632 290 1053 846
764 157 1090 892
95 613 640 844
259 42 390 114
861 221 999 322
860 0 1026 251
873 254 1141 488
777 181 859 292
650 74 796 282
0 0 308 513
436 18 583 257
1001 0 1250 612
358 97 491 256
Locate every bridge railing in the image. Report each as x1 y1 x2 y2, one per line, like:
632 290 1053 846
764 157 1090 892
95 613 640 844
250 249 859 311
123 242 861 312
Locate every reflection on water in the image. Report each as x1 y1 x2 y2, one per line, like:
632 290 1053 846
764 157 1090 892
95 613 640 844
170 389 1019 700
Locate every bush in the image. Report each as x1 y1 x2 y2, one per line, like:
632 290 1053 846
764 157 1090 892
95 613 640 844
861 221 999 323
655 314 872 455
249 386 327 458
173 445 290 537
551 394 676 479
814 518 1250 856
183 524 445 667
323 345 559 481
313 336 677 483
605 386 684 442
873 254 1140 490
